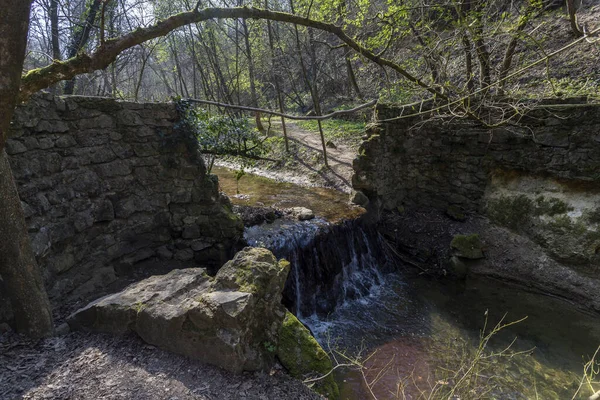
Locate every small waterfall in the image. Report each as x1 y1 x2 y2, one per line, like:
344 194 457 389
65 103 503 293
245 218 395 320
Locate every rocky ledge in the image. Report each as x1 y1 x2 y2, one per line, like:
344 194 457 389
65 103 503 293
67 247 290 373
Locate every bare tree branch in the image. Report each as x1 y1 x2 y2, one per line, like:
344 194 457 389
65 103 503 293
19 6 444 102
186 97 377 120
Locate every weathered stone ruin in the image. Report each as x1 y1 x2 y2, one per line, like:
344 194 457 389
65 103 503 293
2 94 243 324
353 100 600 312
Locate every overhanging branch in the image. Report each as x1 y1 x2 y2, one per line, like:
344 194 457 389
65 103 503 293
19 6 444 102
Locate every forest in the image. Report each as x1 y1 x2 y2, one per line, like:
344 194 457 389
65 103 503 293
1 0 600 399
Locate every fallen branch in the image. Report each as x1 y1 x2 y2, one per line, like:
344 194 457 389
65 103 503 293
200 149 279 162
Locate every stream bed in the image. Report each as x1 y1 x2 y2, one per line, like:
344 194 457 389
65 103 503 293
312 273 600 399
214 166 600 400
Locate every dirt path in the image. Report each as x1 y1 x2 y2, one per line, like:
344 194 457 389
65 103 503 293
283 122 356 187
217 121 359 193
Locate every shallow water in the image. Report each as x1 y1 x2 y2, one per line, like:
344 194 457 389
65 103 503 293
214 166 600 399
309 273 600 400
213 166 364 222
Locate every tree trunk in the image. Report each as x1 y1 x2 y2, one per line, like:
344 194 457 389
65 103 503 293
64 0 103 95
462 33 474 93
498 9 532 92
241 18 264 133
472 0 491 89
265 0 289 151
0 151 54 338
50 0 60 60
290 0 328 166
345 54 363 100
566 0 584 37
307 28 329 168
0 0 54 339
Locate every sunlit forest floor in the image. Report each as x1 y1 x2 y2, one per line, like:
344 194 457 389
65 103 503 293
217 120 365 193
0 330 320 400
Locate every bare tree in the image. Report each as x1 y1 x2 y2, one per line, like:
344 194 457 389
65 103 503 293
0 0 54 339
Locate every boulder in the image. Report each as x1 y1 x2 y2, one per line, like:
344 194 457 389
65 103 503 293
68 247 290 373
233 205 282 227
277 312 339 399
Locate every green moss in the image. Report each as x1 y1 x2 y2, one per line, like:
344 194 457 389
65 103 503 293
133 301 146 314
534 196 572 216
586 208 600 224
487 195 534 230
450 234 484 259
277 312 339 399
233 254 289 294
547 215 588 236
446 205 466 221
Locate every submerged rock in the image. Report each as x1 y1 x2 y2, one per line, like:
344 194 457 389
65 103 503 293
289 207 316 221
233 205 282 227
277 312 339 399
68 247 290 373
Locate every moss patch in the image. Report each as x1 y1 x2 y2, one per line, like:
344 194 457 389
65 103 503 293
586 208 600 224
486 195 534 230
277 312 339 399
535 196 572 216
487 194 573 230
450 234 484 259
446 205 466 221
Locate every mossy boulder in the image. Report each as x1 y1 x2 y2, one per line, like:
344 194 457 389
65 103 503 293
277 312 339 399
450 234 484 259
68 247 290 373
214 247 290 298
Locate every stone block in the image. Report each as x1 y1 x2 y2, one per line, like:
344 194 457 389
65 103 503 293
67 249 289 373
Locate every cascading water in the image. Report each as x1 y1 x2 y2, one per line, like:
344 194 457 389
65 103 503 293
244 217 395 322
221 167 600 399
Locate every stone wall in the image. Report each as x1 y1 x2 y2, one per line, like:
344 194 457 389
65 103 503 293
353 101 600 213
1 94 243 324
352 101 600 302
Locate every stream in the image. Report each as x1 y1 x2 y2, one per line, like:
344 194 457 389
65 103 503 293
215 166 600 400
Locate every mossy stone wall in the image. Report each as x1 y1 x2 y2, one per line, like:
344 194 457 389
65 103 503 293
353 100 600 213
1 94 243 325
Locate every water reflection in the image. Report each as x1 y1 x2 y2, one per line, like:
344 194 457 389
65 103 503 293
314 274 600 400
213 166 364 222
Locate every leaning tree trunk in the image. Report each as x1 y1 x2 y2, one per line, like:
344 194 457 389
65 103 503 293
0 0 54 338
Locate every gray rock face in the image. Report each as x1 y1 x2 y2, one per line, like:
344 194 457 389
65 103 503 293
350 190 369 207
68 248 290 373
